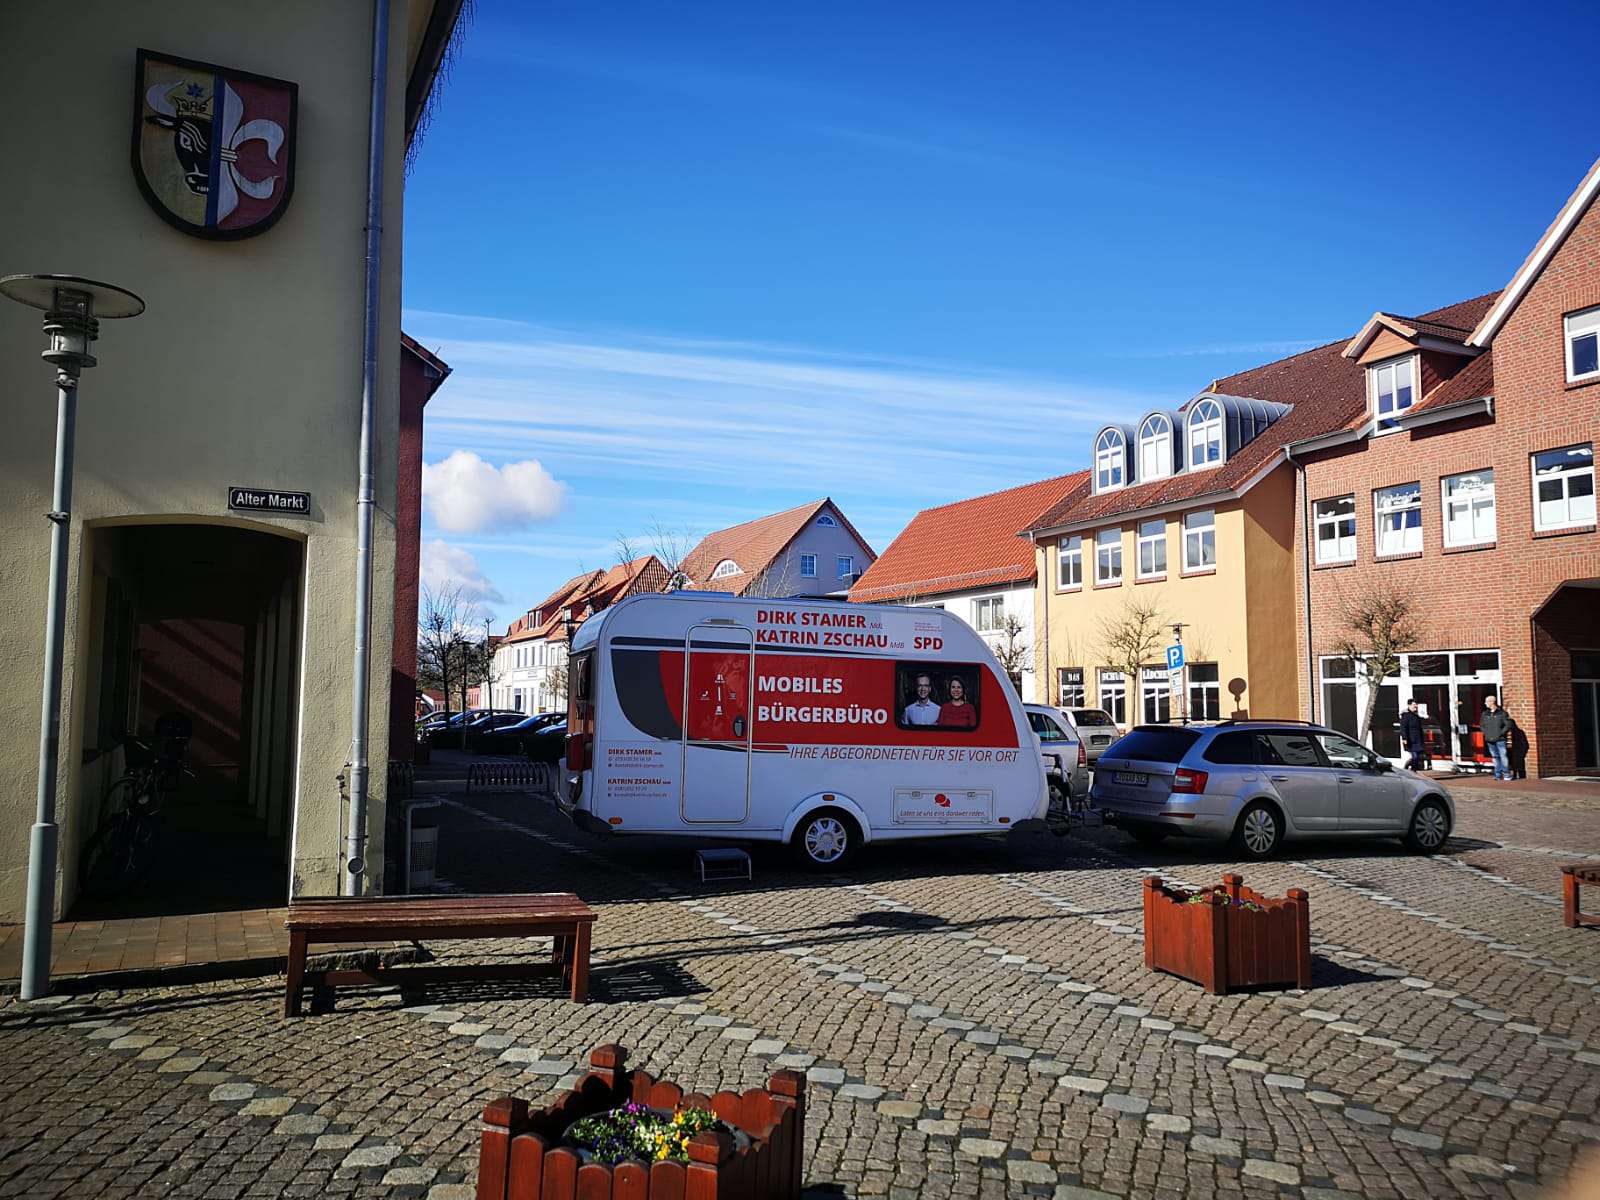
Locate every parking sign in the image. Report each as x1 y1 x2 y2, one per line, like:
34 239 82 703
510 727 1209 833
1166 644 1184 672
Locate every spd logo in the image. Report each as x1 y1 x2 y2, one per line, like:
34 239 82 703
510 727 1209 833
934 793 950 808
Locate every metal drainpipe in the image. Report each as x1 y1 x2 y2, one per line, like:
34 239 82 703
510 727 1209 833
344 0 391 896
1288 449 1316 723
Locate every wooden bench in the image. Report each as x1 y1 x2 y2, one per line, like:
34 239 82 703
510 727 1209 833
1563 865 1600 930
284 893 595 1017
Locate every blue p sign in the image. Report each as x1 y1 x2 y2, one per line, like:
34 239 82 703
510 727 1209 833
1166 644 1184 672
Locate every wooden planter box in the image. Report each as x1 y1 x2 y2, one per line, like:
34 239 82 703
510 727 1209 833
477 1044 805 1200
1143 873 1311 995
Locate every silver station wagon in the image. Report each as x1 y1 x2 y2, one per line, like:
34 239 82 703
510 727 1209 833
1088 721 1455 859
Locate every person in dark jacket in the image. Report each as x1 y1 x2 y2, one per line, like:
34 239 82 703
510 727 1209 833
1480 695 1512 780
1399 699 1426 771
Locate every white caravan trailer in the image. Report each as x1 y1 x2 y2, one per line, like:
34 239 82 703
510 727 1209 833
558 592 1047 868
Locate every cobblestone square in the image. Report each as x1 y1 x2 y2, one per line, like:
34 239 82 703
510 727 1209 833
3 775 1598 1198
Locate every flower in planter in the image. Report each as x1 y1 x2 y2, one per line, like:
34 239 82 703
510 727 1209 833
566 1102 727 1166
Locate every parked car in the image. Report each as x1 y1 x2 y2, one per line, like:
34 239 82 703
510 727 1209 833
1024 703 1090 814
462 710 527 732
416 710 457 732
524 720 567 765
1068 708 1121 764
1088 720 1454 860
471 712 564 755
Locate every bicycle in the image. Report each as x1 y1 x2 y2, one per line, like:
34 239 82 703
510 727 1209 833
79 720 192 897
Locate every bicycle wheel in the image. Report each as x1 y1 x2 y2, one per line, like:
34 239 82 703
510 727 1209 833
80 811 138 896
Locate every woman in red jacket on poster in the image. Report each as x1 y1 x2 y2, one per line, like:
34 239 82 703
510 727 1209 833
938 675 978 729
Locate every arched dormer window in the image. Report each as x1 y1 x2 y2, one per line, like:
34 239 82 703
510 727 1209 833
711 559 741 579
1095 428 1126 491
1187 398 1224 470
1138 414 1172 479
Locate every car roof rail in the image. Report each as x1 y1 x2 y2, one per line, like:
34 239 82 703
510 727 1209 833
1214 717 1322 727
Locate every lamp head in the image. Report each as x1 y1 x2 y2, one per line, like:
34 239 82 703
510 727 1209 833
1 274 144 381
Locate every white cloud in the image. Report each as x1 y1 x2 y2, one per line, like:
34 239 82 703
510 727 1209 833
420 539 504 609
422 450 567 534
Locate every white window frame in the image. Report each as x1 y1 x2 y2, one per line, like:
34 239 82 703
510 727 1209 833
1374 482 1423 556
837 555 854 578
1186 398 1224 470
1095 429 1126 492
1182 508 1216 572
1136 518 1166 579
799 553 817 577
1140 666 1171 724
973 595 1005 632
1369 354 1417 433
1097 669 1127 727
1058 667 1085 708
1056 536 1082 590
815 513 838 527
1138 415 1172 480
1314 495 1357 563
712 558 741 579
1094 528 1122 585
1566 305 1600 384
1531 443 1597 532
1188 662 1221 721
1441 470 1496 548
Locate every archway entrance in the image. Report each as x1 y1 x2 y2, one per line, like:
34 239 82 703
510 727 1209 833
73 522 303 918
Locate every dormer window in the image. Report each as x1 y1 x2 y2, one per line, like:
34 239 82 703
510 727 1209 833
711 559 741 579
1138 415 1172 479
1370 356 1415 432
1095 429 1126 491
1187 399 1224 469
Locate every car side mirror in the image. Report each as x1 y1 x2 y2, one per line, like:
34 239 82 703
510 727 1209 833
1371 759 1392 773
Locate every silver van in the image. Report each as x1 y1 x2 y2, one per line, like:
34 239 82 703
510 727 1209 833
1089 721 1454 859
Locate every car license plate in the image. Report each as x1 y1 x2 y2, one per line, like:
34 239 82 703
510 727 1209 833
1113 771 1147 786
1092 736 1110 746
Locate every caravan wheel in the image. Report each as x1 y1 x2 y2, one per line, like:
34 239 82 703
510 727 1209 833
792 809 860 871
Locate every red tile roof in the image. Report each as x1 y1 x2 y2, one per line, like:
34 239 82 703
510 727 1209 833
1026 291 1501 534
1408 349 1494 418
849 473 1086 603
681 499 874 595
502 556 668 642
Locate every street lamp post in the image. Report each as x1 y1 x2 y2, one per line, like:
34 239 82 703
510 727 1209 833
1 274 145 1001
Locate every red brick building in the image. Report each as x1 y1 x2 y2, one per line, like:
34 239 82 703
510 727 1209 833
1290 158 1600 775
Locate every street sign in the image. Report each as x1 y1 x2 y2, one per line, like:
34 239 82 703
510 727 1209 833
1166 644 1185 672
228 486 310 515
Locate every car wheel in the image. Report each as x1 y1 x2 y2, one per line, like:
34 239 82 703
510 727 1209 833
792 810 860 871
1231 801 1283 860
1404 797 1451 854
1047 780 1068 815
1127 825 1169 847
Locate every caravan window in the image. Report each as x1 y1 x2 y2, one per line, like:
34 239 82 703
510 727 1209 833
896 662 982 732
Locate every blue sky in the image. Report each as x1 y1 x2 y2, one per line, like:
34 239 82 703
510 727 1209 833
402 0 1600 623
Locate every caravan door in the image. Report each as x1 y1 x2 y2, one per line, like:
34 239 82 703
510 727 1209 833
681 624 754 822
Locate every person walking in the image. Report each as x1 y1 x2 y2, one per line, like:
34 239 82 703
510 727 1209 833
1480 695 1512 781
1399 699 1426 771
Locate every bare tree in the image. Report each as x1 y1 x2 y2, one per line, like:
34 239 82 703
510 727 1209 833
418 583 471 717
1332 583 1420 742
991 613 1032 692
546 660 570 709
647 518 699 590
1096 594 1168 715
613 530 640 567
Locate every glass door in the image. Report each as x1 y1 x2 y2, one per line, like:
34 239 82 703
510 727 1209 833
1574 652 1600 771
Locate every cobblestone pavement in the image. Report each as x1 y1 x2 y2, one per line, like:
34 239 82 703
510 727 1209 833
3 777 1598 1199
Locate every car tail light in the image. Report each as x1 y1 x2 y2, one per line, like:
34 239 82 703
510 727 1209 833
1077 742 1087 768
567 732 588 773
1171 768 1208 794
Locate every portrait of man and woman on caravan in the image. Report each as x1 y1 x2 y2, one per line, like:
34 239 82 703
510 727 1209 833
897 666 981 730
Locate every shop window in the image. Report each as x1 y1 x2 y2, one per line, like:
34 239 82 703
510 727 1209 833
1188 662 1221 720
1140 667 1171 724
1098 669 1128 726
896 663 982 731
1058 667 1085 708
